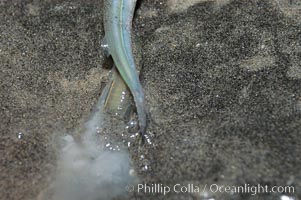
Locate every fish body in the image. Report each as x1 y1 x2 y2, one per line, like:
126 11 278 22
104 65 134 121
103 0 147 135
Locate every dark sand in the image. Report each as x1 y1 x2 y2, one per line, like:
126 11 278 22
1 0 301 199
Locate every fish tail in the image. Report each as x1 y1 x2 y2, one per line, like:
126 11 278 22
133 90 147 136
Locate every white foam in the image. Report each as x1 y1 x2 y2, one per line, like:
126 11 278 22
48 86 137 200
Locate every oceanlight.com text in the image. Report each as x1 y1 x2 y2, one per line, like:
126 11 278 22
126 183 295 196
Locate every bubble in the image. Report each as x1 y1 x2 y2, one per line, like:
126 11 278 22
17 132 23 139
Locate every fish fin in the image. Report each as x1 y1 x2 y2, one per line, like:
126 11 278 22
101 37 110 57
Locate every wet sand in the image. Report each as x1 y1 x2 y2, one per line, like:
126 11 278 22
1 0 301 199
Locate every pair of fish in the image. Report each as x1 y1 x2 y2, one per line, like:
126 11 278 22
102 0 147 136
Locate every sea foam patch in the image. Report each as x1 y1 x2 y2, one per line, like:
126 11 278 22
39 87 137 200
